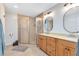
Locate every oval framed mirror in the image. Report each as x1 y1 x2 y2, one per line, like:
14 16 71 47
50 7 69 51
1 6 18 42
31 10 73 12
44 16 53 33
63 6 79 33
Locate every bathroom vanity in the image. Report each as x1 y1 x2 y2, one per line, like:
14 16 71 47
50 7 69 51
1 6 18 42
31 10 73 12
37 5 79 56
38 33 78 56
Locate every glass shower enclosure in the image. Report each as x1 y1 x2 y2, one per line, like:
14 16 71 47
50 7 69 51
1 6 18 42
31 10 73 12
0 19 4 56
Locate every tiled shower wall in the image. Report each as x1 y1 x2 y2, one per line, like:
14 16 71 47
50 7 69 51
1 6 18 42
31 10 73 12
29 17 36 44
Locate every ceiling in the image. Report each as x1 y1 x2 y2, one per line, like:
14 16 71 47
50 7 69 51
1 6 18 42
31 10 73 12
4 3 57 17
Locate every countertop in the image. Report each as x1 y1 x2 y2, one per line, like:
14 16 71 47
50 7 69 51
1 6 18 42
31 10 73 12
39 33 79 42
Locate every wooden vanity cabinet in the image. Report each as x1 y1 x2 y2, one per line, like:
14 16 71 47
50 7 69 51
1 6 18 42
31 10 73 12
46 37 56 56
38 35 76 56
38 35 47 52
56 39 76 56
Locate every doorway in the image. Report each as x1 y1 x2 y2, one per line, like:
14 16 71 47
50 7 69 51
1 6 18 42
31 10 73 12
18 15 36 45
18 15 29 44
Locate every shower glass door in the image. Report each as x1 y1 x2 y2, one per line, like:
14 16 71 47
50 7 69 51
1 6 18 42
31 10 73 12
0 19 4 56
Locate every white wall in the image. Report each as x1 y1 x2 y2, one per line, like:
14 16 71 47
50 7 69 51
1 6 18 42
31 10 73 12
44 4 79 35
0 4 18 46
5 13 18 46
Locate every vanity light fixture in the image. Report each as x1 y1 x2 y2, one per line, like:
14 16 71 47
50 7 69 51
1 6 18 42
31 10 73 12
64 3 68 6
63 3 74 12
64 3 72 7
47 11 52 14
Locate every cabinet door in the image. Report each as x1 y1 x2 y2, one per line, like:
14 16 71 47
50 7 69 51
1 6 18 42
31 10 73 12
47 37 56 56
64 46 75 56
56 39 64 56
62 40 76 56
47 37 55 47
38 36 42 48
56 39 76 56
38 35 46 52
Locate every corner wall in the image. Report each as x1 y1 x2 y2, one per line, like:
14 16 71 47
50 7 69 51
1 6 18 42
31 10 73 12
5 13 18 46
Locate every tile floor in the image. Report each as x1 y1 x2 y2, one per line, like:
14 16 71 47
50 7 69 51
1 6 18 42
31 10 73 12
4 44 47 56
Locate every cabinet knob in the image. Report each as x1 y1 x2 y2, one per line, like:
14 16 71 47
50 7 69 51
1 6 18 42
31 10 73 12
65 48 70 51
67 49 70 51
65 48 67 50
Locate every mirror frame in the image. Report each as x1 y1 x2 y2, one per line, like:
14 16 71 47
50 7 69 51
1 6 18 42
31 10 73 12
63 6 79 33
44 16 53 33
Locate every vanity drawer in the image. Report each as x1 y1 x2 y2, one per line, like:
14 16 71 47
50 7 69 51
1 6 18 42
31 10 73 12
38 35 47 52
47 37 56 47
61 40 76 48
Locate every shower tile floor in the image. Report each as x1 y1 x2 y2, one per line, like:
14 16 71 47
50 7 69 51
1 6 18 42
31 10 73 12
4 44 47 56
